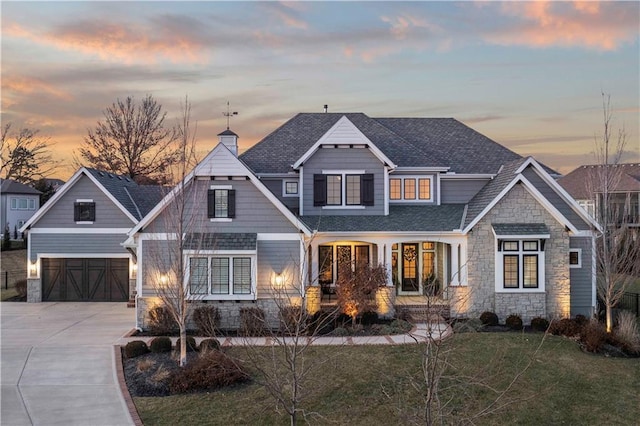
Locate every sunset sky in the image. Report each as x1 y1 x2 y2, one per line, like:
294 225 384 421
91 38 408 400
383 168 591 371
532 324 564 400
2 1 639 180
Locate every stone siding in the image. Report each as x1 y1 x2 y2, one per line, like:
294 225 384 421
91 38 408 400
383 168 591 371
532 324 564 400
453 183 570 322
27 278 41 302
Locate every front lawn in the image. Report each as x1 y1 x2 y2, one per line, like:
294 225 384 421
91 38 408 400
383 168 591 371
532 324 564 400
133 334 640 425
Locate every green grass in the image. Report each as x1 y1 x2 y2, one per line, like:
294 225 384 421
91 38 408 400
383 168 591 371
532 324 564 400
0 286 19 301
133 334 640 425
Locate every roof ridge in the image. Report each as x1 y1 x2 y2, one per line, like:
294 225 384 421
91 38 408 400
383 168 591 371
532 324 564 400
123 186 143 220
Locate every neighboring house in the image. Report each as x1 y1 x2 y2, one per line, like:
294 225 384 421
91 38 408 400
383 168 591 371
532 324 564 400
24 113 599 330
21 168 164 302
44 178 66 192
558 163 640 227
0 179 41 239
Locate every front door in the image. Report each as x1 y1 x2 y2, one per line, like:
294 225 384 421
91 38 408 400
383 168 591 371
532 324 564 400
400 243 420 293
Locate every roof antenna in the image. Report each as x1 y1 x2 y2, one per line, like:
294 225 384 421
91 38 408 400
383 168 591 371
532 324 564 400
223 101 238 130
324 104 328 113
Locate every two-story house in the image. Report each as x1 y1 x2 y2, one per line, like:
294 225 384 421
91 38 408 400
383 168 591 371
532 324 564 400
23 113 599 331
0 179 41 238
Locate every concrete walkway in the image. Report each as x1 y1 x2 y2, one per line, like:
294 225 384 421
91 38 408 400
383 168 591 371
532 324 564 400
1 302 135 426
2 302 450 426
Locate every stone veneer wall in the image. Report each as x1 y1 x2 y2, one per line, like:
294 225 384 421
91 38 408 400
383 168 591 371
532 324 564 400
27 278 41 302
451 183 570 323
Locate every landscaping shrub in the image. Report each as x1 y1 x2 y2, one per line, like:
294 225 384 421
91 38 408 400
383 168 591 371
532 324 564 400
169 350 249 394
549 318 582 337
335 313 353 327
279 306 304 334
505 314 523 331
580 319 607 353
395 307 411 322
176 336 197 352
15 279 27 299
192 305 219 337
307 311 334 335
360 311 379 326
125 340 150 358
389 319 412 333
149 337 172 353
199 338 221 352
574 314 589 327
530 317 550 332
239 307 266 336
453 318 484 333
614 311 640 355
332 327 349 337
479 311 499 326
147 306 178 335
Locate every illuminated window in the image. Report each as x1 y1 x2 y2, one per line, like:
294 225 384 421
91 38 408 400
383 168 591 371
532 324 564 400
404 179 416 200
390 179 401 200
419 178 431 200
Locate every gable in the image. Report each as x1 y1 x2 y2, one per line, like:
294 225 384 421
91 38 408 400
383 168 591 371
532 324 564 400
30 174 134 228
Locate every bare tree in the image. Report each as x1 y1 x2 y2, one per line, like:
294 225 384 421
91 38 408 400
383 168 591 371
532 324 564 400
78 94 180 185
590 93 640 332
146 97 204 366
336 263 387 325
1 123 56 184
238 239 340 426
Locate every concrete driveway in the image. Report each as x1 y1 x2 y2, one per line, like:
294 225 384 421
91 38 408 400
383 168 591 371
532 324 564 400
1 302 135 426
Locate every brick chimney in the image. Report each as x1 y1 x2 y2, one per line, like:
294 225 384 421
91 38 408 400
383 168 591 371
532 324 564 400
218 129 239 156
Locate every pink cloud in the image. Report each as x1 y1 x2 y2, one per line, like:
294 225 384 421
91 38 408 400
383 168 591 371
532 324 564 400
486 1 638 51
3 75 73 101
3 21 209 64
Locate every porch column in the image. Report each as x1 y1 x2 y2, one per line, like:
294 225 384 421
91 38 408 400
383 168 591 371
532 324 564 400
384 242 393 286
459 241 468 285
450 243 460 286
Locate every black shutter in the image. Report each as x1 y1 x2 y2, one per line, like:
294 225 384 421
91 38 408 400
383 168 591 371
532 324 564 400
313 174 326 206
88 203 96 221
74 203 81 221
361 174 374 206
207 190 215 218
227 190 236 218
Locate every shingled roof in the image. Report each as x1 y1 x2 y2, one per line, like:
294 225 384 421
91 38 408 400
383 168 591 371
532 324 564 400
558 163 640 200
84 168 165 221
0 179 41 195
239 113 522 175
301 204 466 232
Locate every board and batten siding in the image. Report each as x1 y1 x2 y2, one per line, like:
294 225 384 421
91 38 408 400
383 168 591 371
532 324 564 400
257 240 301 297
440 178 489 204
302 147 385 216
146 179 299 234
30 233 129 262
569 236 594 316
34 175 134 228
521 168 590 231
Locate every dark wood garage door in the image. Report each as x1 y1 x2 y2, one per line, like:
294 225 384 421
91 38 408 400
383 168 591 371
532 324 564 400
41 258 129 302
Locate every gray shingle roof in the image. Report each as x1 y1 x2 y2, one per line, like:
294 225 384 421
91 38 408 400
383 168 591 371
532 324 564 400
185 233 257 250
239 113 523 174
0 179 41 195
463 157 529 229
301 204 466 232
84 168 165 220
492 223 550 236
558 163 640 199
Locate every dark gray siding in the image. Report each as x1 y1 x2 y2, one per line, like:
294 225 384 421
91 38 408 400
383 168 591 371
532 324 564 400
440 179 489 204
261 178 299 211
35 175 134 228
570 236 594 316
147 179 299 234
30 233 129 261
302 146 385 215
257 240 301 296
522 168 590 230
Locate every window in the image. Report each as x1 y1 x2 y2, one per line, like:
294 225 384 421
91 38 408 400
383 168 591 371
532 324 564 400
318 245 333 285
188 255 254 298
496 240 544 291
10 198 36 210
326 175 342 205
283 180 299 196
388 176 432 202
74 201 96 222
569 249 582 268
313 173 374 207
207 188 235 219
345 175 361 205
318 244 371 285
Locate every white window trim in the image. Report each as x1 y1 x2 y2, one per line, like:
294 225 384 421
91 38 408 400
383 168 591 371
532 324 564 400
318 243 372 286
185 250 257 300
74 199 95 225
10 197 36 210
569 248 582 268
388 175 434 203
282 179 299 197
321 169 366 208
209 185 233 221
495 239 546 293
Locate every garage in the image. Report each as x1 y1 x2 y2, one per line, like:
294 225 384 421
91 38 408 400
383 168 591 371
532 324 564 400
41 258 129 302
